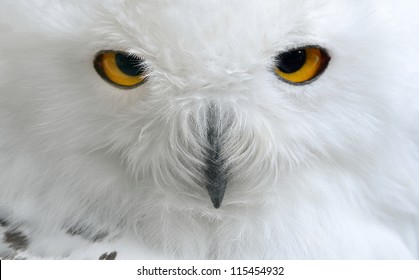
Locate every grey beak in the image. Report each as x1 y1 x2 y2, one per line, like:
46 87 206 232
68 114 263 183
204 104 228 208
204 154 227 209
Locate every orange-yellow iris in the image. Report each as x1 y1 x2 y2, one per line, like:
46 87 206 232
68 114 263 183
94 51 146 88
274 47 329 84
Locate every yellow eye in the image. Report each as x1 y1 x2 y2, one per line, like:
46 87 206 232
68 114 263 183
94 51 147 88
274 47 330 84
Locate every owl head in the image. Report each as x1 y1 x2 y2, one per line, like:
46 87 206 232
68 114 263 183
1 0 418 226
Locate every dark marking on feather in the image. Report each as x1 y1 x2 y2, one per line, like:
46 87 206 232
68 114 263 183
66 226 85 237
0 217 9 227
92 231 108 242
66 225 108 242
4 229 29 251
99 251 117 260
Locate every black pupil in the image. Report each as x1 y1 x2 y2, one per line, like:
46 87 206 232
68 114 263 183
115 53 145 76
277 49 306 73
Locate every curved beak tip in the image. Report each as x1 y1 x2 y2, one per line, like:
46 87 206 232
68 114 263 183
206 182 226 209
211 198 222 209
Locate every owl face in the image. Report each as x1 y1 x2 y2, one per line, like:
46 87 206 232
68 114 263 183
0 0 407 211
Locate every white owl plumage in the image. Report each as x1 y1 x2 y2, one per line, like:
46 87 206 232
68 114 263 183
0 0 419 259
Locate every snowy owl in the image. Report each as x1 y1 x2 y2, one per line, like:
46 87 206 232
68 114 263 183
0 0 419 259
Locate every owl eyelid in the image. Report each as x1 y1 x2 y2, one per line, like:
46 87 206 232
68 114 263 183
95 49 141 57
274 44 329 58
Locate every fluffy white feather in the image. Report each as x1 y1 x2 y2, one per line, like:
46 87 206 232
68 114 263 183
0 0 418 259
